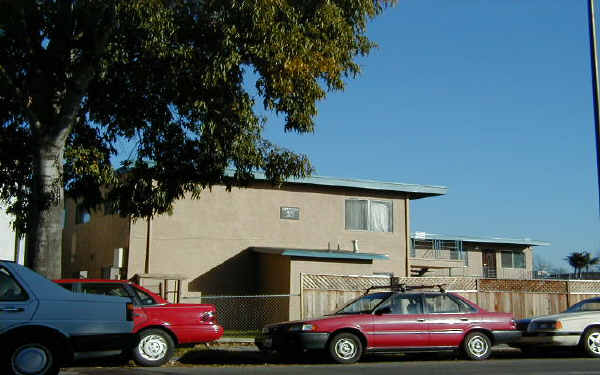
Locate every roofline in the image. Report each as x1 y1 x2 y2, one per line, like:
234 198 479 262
411 232 550 247
250 246 390 261
226 169 447 199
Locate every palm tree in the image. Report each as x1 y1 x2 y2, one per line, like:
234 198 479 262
565 252 588 279
584 252 600 274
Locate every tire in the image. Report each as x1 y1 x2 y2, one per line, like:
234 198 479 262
132 328 175 367
328 332 363 364
582 328 600 357
7 338 60 375
462 331 492 360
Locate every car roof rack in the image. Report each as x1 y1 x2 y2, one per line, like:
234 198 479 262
365 283 447 294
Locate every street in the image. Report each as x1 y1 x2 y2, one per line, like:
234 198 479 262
61 349 600 375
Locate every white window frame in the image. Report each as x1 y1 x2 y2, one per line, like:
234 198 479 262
344 198 393 233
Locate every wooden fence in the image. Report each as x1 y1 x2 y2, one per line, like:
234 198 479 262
300 274 600 320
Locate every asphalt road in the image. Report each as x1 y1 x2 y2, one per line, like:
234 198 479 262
60 349 600 375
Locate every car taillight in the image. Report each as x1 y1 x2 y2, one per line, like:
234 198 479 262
126 302 134 321
201 311 216 323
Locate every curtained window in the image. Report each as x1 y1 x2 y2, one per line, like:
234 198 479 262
345 199 393 232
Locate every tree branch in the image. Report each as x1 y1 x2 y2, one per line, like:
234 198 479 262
0 64 41 128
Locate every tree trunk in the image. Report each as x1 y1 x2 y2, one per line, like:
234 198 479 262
26 134 67 279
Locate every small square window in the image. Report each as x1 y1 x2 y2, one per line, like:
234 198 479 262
280 207 300 220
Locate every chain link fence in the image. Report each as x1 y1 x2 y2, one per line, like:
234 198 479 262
182 294 300 332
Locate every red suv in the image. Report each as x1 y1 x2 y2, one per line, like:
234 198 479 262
56 279 223 366
256 284 519 363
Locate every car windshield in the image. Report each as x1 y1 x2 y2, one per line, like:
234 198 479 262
564 299 600 313
335 292 391 315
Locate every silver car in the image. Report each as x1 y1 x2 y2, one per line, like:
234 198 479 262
514 297 600 357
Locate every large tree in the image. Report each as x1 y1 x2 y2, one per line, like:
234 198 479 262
0 0 394 278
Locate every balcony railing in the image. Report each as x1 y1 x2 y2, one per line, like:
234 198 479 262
410 248 465 261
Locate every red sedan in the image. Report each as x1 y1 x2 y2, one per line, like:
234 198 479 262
56 279 223 366
256 284 519 364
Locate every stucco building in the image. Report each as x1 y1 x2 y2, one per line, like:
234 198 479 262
410 232 549 279
62 173 444 294
61 172 548 318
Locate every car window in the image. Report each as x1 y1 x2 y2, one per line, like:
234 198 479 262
0 267 28 301
133 287 157 306
580 301 600 311
336 292 391 314
424 294 473 314
565 299 600 313
81 283 130 298
378 293 423 314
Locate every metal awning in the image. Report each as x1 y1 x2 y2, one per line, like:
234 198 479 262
249 247 390 261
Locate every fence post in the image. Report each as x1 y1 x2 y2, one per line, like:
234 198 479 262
475 278 479 305
300 273 304 320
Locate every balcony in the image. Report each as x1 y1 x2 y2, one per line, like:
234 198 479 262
410 249 466 267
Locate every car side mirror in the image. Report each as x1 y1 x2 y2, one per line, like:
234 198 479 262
375 306 392 315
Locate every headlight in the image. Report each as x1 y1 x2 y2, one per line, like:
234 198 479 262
535 321 563 330
288 323 317 332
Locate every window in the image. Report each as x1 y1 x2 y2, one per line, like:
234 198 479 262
81 283 131 298
501 251 526 269
75 205 91 224
345 199 393 232
378 294 423 314
0 268 28 301
337 292 390 314
133 287 158 306
501 251 512 268
423 294 475 313
280 207 300 220
580 302 600 311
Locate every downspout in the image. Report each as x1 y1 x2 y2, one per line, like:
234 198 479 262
300 272 304 320
144 216 151 274
404 197 410 277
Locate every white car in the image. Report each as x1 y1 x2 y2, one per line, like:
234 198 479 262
514 297 600 357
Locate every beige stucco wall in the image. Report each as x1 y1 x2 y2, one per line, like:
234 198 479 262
62 199 130 278
126 183 409 295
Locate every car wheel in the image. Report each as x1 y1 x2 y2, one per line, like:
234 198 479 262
7 338 60 375
582 328 600 357
462 331 492 360
328 332 363 364
132 329 175 367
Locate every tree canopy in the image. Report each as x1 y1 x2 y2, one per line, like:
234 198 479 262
0 0 394 277
565 251 599 278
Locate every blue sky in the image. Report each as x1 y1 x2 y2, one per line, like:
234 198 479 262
256 0 600 270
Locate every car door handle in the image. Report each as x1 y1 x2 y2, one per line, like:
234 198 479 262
416 319 426 322
0 307 24 313
460 318 469 321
